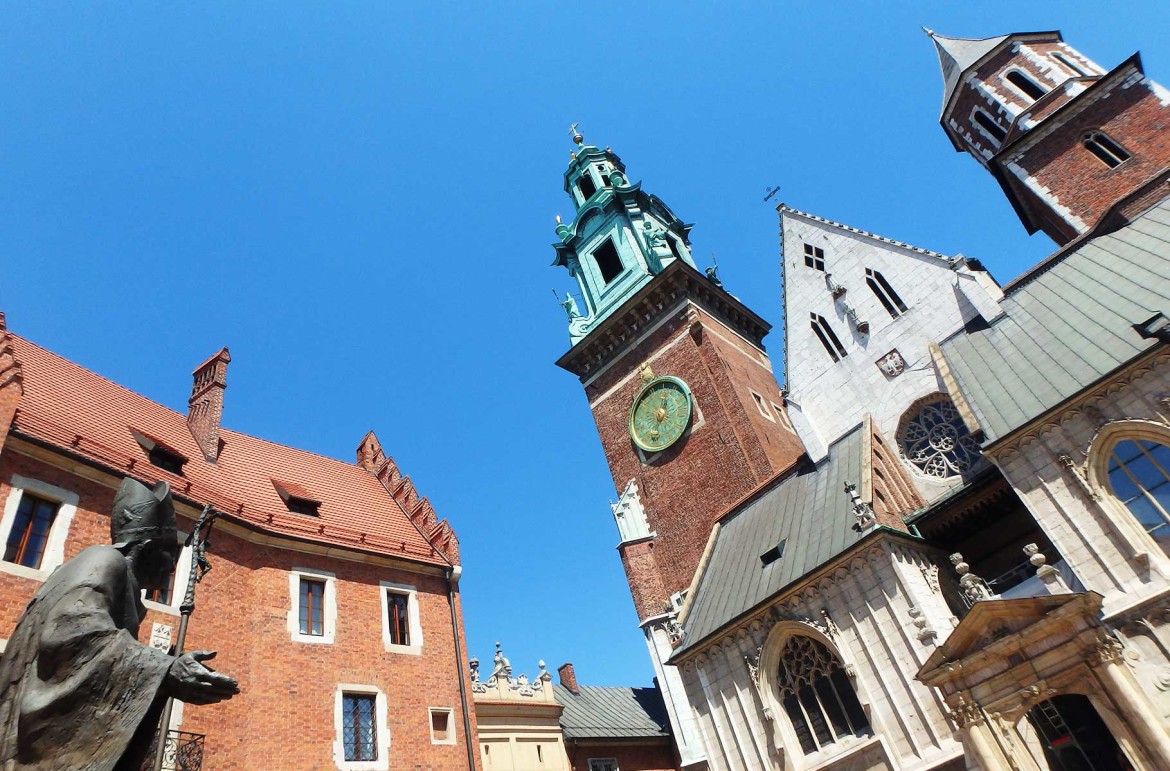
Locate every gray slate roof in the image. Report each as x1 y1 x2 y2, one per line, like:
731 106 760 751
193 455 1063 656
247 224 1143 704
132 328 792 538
677 427 866 653
941 198 1170 444
929 32 1008 116
553 684 671 740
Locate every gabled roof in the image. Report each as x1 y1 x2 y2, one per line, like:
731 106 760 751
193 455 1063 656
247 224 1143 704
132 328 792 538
676 427 866 653
927 31 1009 117
553 684 671 740
7 335 454 567
778 204 955 264
939 197 1170 445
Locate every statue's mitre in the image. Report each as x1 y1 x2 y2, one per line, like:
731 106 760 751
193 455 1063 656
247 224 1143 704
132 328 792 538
110 478 177 547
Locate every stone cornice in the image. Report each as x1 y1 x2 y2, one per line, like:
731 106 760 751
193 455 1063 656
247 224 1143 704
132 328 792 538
556 261 771 379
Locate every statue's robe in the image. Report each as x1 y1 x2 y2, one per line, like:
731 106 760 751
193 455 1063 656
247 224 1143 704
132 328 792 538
0 546 172 771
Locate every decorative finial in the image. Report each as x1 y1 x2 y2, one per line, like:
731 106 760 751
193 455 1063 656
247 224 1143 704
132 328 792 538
555 214 562 224
844 481 876 530
921 26 936 38
568 122 584 147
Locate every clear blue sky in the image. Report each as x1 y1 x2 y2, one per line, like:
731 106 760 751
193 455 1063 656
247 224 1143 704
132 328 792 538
2 3 1168 687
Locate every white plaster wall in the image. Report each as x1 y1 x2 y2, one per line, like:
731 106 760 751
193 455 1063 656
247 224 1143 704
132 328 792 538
678 543 963 771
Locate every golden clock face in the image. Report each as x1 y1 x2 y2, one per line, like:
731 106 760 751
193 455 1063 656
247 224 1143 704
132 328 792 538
629 377 693 452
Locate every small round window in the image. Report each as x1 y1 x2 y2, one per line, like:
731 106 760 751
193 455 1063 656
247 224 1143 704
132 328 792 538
897 395 981 478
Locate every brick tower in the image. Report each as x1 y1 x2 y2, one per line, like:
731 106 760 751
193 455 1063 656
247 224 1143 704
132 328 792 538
930 29 1170 245
552 128 803 769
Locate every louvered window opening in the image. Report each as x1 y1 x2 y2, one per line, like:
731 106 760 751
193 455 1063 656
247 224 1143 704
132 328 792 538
810 313 847 362
387 591 410 645
1083 131 1131 168
899 397 980 479
342 693 378 762
299 578 325 636
866 269 908 318
776 636 870 755
1106 439 1170 556
3 493 59 569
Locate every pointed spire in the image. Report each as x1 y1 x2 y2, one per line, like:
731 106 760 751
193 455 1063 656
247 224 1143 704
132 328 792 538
927 30 1009 116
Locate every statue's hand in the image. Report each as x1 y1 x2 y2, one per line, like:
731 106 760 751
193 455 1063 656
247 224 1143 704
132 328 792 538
165 650 239 705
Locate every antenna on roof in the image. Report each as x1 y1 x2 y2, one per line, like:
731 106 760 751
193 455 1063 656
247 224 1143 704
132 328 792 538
763 185 781 203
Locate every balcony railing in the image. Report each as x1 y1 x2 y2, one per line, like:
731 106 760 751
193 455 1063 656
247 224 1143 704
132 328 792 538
141 730 205 771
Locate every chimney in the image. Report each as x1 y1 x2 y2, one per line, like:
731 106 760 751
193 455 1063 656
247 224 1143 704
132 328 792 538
557 662 579 695
188 347 230 462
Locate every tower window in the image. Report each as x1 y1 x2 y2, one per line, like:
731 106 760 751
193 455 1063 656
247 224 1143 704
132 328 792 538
803 243 825 271
776 635 871 754
577 173 597 201
972 109 1007 144
595 164 611 187
1005 70 1048 102
866 269 908 318
1083 131 1131 168
811 313 847 362
593 239 624 284
1051 51 1088 77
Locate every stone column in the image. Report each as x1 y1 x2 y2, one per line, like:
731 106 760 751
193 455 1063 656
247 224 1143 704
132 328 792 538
1091 636 1170 769
953 698 1013 771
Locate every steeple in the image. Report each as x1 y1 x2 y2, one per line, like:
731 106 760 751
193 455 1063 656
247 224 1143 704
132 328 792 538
552 126 697 344
926 30 1008 118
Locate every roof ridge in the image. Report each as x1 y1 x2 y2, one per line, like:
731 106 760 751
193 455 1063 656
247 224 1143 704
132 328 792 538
777 204 955 264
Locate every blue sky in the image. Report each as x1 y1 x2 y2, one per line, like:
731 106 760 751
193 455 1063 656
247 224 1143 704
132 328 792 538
2 3 1168 687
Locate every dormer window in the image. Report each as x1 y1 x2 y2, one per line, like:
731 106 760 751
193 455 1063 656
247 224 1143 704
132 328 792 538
577 173 597 201
593 239 624 284
130 429 188 476
272 480 322 517
1005 70 1047 102
1083 131 1131 168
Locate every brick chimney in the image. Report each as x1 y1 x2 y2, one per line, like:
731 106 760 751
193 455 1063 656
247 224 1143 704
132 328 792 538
188 347 230 462
557 662 579 695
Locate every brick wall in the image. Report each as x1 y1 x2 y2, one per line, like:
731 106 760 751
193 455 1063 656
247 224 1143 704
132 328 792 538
0 447 480 771
565 740 677 771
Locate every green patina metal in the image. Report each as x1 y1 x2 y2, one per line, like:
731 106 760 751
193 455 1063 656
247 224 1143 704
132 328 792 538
628 376 693 453
551 140 698 345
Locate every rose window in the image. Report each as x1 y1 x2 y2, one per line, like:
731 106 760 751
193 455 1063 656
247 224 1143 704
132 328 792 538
898 396 981 478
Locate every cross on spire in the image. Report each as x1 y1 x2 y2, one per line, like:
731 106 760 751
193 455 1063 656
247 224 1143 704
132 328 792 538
568 122 584 146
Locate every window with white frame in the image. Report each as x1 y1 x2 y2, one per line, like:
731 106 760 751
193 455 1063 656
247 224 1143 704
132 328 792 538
776 635 870 755
380 581 423 654
972 108 1007 145
0 475 79 580
1082 131 1131 169
1004 69 1048 102
287 567 336 644
429 707 455 745
1104 438 1170 556
334 685 389 771
588 759 619 771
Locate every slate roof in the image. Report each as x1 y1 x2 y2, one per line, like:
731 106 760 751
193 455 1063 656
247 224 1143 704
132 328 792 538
940 198 1170 444
676 427 866 653
6 334 453 566
928 31 1008 117
553 684 671 740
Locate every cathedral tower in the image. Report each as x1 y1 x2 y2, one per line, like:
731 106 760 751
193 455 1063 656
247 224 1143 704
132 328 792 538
930 29 1170 245
553 129 803 769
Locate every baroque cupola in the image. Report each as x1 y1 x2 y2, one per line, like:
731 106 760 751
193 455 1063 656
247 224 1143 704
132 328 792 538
552 125 697 344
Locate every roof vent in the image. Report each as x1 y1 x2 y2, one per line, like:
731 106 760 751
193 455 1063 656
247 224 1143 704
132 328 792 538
761 538 787 566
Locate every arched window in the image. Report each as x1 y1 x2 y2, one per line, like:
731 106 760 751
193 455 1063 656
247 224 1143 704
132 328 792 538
776 636 870 755
897 395 981 479
1005 70 1048 102
972 109 1007 144
1105 439 1170 555
810 313 847 362
1083 131 1131 169
865 268 908 318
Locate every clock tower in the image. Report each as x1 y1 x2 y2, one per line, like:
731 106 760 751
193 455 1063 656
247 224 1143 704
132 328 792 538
553 129 803 769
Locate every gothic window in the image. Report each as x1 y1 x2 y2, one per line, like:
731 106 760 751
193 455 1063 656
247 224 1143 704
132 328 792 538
972 109 1007 144
341 693 378 762
593 239 624 284
2 492 60 569
897 395 981 479
776 635 870 755
1105 439 1170 555
810 313 847 362
865 269 908 318
1083 131 1131 168
803 243 825 271
1005 69 1048 101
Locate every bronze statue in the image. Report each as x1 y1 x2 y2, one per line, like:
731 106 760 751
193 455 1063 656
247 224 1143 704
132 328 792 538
0 478 238 770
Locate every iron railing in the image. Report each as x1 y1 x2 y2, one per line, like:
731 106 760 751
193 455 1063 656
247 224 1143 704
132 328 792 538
141 730 205 771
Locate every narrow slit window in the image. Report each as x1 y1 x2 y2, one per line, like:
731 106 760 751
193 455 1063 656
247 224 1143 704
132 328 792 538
1083 131 1131 168
972 110 1007 144
577 174 597 201
866 269 908 318
811 313 847 362
1006 70 1047 101
1052 51 1088 77
593 239 624 284
803 243 825 271
387 591 410 646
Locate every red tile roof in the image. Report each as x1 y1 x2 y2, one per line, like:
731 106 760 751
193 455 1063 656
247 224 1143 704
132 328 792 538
6 334 456 567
